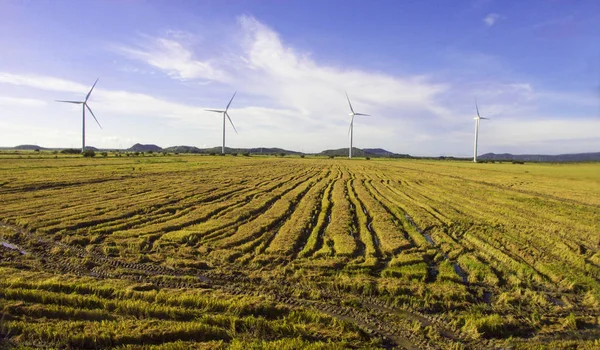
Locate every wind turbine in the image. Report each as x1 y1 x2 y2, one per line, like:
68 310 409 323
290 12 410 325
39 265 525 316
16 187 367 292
473 102 490 163
205 92 238 154
345 91 370 159
56 78 102 153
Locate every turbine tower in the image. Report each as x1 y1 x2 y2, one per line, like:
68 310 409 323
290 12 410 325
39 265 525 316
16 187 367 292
345 91 370 159
205 92 238 154
473 102 490 163
56 78 102 153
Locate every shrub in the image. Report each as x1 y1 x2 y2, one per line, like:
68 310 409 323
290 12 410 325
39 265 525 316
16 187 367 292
82 150 96 158
209 152 216 156
231 153 238 157
100 152 108 157
329 155 335 159
366 157 370 160
300 155 305 158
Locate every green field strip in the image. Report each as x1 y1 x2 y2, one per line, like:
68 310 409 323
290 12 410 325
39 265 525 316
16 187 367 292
212 171 323 249
298 168 340 258
264 169 333 256
352 178 412 256
324 170 357 257
345 176 378 259
363 180 429 248
162 168 322 244
111 171 299 240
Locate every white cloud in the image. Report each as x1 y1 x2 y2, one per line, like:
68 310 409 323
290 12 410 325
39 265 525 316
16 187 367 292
0 96 46 107
0 72 87 94
483 13 501 27
482 117 600 154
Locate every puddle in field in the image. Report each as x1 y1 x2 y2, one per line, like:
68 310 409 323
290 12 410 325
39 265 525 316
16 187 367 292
1 241 28 255
548 296 565 306
368 223 381 247
483 291 493 304
426 263 439 283
423 234 435 245
452 262 468 284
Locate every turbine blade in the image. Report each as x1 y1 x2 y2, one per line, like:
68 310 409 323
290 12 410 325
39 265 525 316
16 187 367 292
226 112 238 134
345 91 355 114
355 113 370 116
85 104 102 129
85 78 99 102
205 109 225 113
225 91 237 112
480 117 490 120
475 101 481 118
56 100 83 104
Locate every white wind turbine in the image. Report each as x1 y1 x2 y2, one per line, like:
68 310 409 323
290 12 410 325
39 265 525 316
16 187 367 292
345 91 370 159
56 78 102 153
205 92 238 154
473 102 490 162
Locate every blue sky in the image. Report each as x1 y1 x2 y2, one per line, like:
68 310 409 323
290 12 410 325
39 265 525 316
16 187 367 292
0 0 598 155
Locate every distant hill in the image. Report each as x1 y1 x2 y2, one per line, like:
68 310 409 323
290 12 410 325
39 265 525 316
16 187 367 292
245 147 301 155
480 152 600 162
14 145 48 151
320 148 366 157
163 145 203 154
362 148 394 156
161 146 301 155
319 147 411 158
363 148 411 158
127 143 163 152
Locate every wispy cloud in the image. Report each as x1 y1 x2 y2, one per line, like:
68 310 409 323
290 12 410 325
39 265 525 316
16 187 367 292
113 16 450 126
0 72 87 94
112 34 230 82
483 13 501 27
